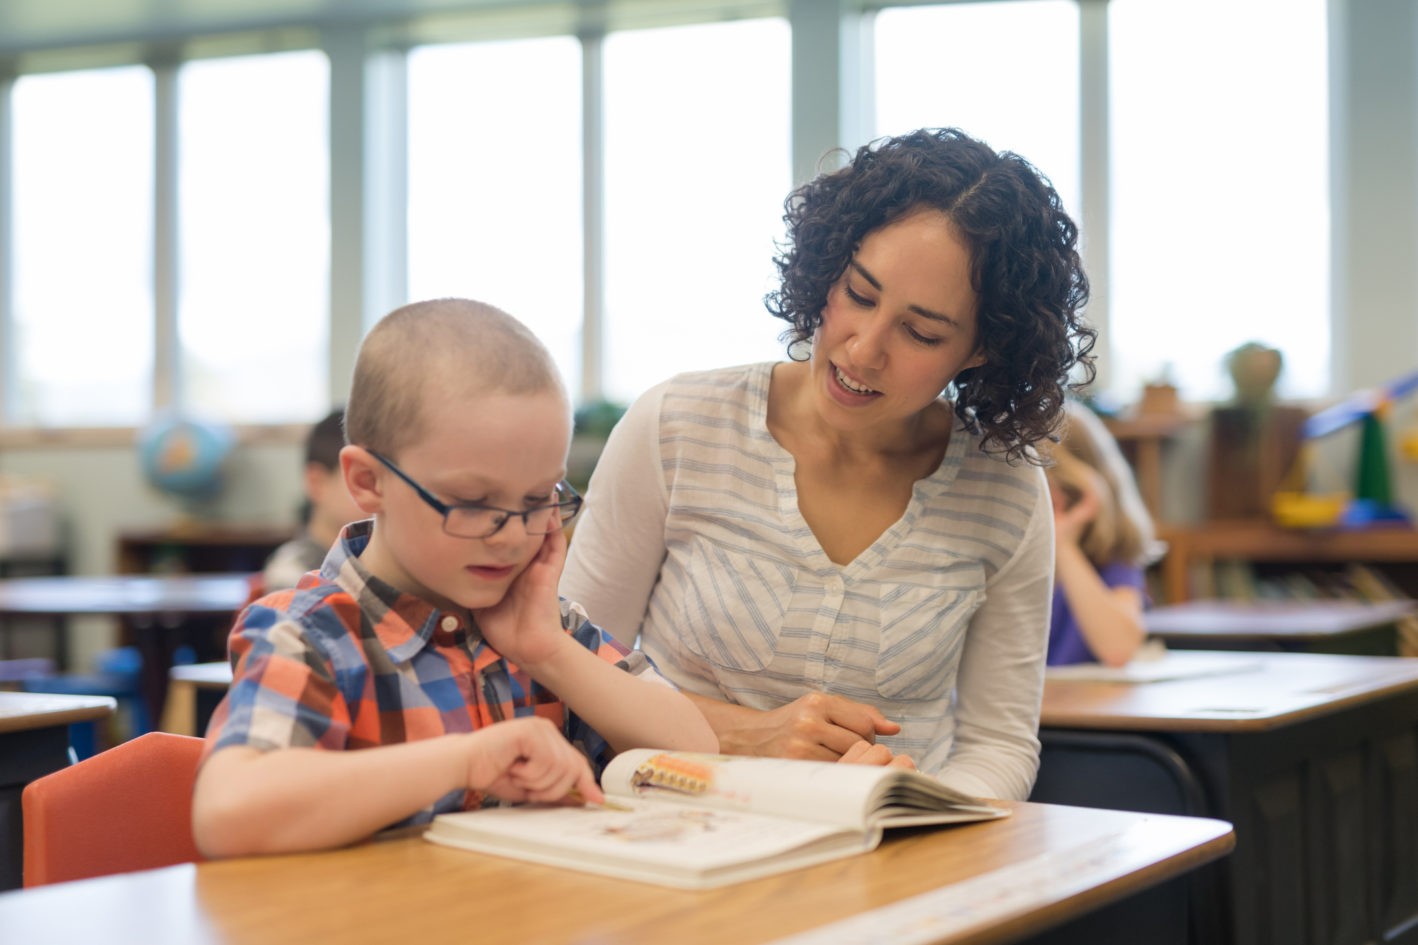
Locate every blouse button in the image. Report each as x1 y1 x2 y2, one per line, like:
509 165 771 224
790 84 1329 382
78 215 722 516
440 615 460 632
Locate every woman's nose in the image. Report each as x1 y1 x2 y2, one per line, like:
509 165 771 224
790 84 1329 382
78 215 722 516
848 314 889 368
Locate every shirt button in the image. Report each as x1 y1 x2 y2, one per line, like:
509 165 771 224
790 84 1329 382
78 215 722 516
441 615 460 632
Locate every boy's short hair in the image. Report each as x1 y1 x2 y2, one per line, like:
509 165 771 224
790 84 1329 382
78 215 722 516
305 408 347 471
345 298 565 456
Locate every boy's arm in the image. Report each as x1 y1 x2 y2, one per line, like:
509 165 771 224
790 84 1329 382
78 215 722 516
475 527 718 756
192 716 603 858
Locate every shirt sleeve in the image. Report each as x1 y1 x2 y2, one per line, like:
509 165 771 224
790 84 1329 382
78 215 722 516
203 595 352 760
937 468 1054 801
560 380 673 647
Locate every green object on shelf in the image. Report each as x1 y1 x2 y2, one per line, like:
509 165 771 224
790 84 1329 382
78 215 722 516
1354 411 1392 505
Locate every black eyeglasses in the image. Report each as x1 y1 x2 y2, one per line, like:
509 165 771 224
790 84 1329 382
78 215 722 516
369 451 582 539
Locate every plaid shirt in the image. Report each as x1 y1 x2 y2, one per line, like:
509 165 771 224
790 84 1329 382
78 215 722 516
203 520 663 827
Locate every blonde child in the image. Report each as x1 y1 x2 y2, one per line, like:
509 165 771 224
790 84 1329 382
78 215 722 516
192 299 717 857
1045 401 1165 667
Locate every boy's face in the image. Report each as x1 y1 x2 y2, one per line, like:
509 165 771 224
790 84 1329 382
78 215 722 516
347 387 572 614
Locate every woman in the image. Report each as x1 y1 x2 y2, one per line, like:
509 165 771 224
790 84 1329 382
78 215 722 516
562 128 1095 799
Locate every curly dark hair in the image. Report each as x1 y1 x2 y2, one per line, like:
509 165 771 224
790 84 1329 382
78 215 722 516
766 127 1096 464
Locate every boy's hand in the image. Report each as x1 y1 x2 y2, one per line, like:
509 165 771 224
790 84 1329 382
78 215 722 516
475 526 570 668
465 716 604 805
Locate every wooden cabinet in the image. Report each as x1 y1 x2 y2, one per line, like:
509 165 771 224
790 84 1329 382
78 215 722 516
116 525 294 576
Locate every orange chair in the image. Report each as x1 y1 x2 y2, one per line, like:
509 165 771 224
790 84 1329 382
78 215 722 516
21 731 206 887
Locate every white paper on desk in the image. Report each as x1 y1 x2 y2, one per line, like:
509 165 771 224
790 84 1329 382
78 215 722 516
1046 650 1262 684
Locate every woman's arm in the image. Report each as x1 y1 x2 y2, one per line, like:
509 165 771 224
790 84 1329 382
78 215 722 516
941 473 1054 800
561 382 673 643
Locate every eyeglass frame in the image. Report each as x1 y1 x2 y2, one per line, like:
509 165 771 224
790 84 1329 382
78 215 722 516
367 450 582 539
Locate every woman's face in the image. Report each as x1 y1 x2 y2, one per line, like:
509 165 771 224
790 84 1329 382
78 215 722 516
810 208 985 433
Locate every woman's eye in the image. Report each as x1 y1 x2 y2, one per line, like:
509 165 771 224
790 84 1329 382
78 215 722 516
844 285 873 306
905 324 943 346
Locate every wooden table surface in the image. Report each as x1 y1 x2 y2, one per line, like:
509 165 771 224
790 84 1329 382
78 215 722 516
0 801 1233 945
1040 649 1418 732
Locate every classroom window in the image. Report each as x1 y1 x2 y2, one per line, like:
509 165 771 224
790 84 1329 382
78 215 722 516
874 1 1081 221
1108 0 1329 403
9 66 155 427
177 50 330 423
406 36 583 394
601 18 791 405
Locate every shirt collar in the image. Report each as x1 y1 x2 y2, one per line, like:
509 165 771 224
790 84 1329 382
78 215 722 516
321 520 480 663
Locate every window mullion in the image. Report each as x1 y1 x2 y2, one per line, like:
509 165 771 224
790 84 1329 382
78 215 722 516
0 67 14 421
1078 0 1109 390
580 27 605 405
152 57 180 415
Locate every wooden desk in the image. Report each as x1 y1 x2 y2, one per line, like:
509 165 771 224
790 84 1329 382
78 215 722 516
0 801 1231 945
1032 651 1418 945
1145 598 1416 655
0 574 253 727
0 692 115 892
159 661 232 736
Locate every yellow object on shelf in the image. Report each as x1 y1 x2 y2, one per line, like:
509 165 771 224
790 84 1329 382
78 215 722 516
1270 490 1348 530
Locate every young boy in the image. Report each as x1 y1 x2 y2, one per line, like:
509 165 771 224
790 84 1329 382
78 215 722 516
192 299 717 857
261 407 366 590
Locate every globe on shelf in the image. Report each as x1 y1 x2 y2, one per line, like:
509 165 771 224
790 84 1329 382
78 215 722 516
136 415 235 507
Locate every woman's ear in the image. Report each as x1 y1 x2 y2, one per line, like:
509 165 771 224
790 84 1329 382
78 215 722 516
340 445 385 515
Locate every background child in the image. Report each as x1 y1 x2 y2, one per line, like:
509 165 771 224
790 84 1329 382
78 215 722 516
192 298 716 858
261 407 366 590
1046 400 1166 667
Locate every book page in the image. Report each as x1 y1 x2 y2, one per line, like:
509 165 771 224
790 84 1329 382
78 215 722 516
425 796 875 889
601 750 1005 830
1044 650 1262 684
602 750 889 829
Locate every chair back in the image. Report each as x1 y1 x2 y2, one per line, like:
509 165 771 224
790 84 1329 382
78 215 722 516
21 731 205 887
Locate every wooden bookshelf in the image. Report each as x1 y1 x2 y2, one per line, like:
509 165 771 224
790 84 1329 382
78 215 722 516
1157 520 1418 603
1101 413 1193 524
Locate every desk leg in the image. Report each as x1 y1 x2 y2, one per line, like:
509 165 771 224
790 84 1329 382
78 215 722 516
130 618 174 735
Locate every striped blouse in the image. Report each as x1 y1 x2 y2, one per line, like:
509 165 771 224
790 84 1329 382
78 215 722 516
561 362 1053 799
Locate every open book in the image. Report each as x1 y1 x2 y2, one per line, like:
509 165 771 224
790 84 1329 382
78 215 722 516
423 749 1009 889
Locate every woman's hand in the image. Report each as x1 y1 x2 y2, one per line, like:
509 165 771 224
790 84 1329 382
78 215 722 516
839 739 917 769
687 691 902 762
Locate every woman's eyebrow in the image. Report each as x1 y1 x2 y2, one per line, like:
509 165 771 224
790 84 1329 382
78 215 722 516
848 259 962 328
